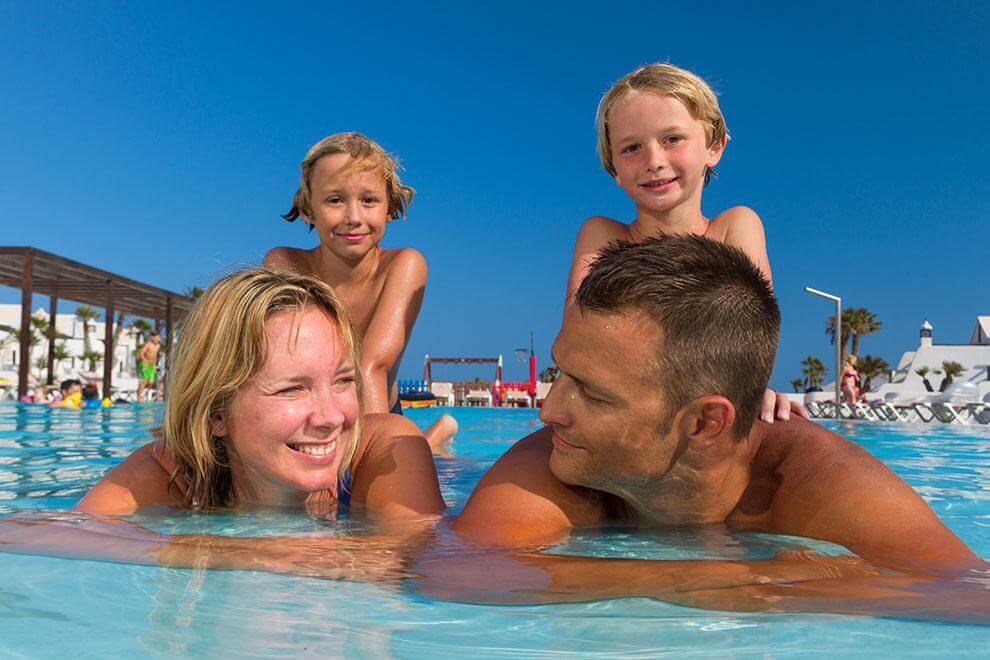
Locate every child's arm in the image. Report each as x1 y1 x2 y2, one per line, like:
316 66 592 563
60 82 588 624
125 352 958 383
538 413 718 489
360 249 427 413
715 207 773 286
564 217 618 310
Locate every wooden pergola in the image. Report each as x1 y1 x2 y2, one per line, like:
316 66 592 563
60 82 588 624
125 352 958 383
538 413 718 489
0 247 195 401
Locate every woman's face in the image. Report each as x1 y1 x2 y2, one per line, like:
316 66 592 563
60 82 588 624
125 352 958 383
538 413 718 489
218 306 360 505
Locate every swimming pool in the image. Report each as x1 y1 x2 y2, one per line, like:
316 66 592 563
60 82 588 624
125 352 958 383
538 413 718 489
1 402 988 656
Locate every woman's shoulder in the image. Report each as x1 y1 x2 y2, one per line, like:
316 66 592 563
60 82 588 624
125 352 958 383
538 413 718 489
346 413 444 516
352 413 423 465
76 440 184 514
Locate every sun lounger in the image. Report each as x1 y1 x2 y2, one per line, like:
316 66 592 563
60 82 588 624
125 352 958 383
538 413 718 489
805 401 824 418
967 403 990 425
928 401 968 424
818 401 838 419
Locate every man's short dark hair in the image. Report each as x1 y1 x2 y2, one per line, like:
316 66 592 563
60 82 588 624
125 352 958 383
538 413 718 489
576 235 780 435
82 383 99 400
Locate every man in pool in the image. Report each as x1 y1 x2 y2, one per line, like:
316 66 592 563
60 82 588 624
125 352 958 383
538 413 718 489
452 235 982 577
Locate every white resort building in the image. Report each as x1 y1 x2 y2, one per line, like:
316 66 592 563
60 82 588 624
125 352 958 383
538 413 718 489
869 317 990 402
0 304 149 400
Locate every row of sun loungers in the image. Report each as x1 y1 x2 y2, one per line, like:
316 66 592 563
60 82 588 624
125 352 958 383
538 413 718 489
806 398 990 425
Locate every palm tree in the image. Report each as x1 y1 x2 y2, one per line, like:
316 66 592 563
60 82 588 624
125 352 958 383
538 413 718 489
32 356 48 380
81 350 102 372
801 356 828 390
111 312 127 352
789 378 805 393
539 365 560 382
52 342 73 374
130 319 153 347
857 355 890 394
825 311 853 358
185 286 204 300
915 366 934 392
74 305 100 355
939 361 965 392
846 308 882 356
825 308 882 359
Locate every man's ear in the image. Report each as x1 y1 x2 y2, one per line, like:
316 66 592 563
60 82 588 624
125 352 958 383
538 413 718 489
683 396 736 451
210 411 228 438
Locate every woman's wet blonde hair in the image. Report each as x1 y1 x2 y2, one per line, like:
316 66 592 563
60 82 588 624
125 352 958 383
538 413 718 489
596 63 729 186
282 132 415 227
161 268 363 509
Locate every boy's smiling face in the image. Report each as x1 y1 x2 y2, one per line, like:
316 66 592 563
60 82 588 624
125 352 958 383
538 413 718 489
306 153 390 261
609 92 725 217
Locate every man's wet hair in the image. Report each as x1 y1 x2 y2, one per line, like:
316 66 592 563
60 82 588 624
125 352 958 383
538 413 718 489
82 383 99 400
576 235 780 436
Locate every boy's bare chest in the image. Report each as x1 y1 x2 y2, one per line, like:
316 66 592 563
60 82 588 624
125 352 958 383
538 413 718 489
335 278 388 335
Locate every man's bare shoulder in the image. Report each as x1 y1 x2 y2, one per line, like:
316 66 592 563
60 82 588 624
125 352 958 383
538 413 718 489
742 418 979 570
452 427 606 548
706 206 763 242
262 246 314 273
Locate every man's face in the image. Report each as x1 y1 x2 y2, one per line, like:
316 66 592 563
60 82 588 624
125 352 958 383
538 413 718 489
152 335 161 344
539 306 683 498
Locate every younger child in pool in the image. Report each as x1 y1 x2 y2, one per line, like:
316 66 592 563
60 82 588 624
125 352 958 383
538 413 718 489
568 63 791 421
265 133 456 451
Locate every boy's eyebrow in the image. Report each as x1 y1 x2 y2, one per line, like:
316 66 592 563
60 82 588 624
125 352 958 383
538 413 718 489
614 125 690 143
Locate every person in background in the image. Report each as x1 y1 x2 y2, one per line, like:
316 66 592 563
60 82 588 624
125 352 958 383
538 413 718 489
136 333 161 402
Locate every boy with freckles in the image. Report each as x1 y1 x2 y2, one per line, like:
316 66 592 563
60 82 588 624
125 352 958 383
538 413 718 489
265 133 456 452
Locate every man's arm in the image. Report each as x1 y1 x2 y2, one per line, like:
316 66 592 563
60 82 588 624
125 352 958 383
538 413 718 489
359 249 426 413
451 428 608 548
763 419 982 572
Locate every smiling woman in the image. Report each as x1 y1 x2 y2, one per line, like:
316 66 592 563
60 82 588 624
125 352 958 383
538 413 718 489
74 268 445 521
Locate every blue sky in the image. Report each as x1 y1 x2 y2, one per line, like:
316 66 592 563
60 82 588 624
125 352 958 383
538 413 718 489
1 1 986 388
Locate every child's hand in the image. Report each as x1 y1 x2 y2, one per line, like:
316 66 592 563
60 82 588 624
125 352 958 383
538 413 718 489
760 389 808 423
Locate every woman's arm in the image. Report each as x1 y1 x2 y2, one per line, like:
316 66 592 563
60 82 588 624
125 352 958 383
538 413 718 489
359 249 426 413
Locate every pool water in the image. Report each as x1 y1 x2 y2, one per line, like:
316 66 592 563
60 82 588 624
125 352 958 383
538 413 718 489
1 402 988 657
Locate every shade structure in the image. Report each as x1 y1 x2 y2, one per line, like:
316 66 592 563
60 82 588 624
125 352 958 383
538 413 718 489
0 246 195 401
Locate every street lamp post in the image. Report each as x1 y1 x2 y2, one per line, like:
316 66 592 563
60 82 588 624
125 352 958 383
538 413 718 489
805 287 842 412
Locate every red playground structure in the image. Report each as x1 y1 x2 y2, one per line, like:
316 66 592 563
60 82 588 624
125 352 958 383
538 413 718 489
422 353 537 407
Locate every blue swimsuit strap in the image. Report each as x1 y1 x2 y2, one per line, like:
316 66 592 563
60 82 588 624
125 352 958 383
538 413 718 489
338 468 352 506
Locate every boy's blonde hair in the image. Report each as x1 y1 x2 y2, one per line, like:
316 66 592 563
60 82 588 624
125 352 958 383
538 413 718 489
596 63 729 185
161 267 363 509
283 132 415 227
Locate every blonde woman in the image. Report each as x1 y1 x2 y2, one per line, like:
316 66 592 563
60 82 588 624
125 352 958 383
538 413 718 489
76 268 444 521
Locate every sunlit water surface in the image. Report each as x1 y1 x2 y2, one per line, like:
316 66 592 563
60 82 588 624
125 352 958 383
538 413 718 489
0 402 988 657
